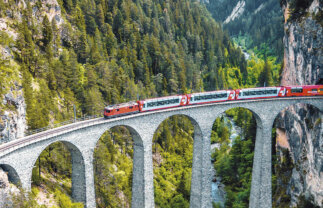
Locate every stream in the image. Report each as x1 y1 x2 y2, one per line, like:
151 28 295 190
211 115 243 206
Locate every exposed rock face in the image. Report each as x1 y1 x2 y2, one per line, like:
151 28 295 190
223 1 245 24
0 167 20 207
281 0 323 85
275 104 322 207
276 0 323 207
0 0 64 144
0 88 27 144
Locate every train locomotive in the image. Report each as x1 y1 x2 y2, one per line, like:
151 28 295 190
104 85 323 119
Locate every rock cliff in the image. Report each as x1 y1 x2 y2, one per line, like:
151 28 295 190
0 167 19 207
0 0 64 143
281 0 323 85
275 0 323 207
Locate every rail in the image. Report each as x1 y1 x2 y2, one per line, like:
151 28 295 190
0 96 322 157
25 115 102 136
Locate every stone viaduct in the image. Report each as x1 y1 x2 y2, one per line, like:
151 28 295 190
0 97 322 208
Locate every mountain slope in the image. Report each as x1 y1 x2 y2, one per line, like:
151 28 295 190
204 0 284 58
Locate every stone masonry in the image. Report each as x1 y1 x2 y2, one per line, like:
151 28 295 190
0 97 321 208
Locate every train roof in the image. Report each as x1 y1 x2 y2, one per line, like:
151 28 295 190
284 85 322 88
238 86 281 91
105 101 138 110
190 90 232 96
140 95 182 102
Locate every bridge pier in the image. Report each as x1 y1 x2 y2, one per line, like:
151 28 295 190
190 127 204 208
83 149 96 208
249 119 273 208
142 139 155 208
131 134 145 208
200 130 212 208
0 97 321 208
259 121 273 208
190 118 213 208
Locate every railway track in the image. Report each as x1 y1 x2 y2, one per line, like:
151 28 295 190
0 96 321 155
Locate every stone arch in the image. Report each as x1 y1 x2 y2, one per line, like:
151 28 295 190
209 106 262 207
153 113 203 138
31 140 86 205
93 124 144 208
210 106 263 133
0 164 21 187
152 113 204 207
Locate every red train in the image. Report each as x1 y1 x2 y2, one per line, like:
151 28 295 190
104 85 323 118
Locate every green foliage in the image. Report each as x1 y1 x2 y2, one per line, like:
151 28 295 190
30 141 85 207
206 0 284 59
10 0 251 131
94 127 133 208
153 116 194 207
5 187 42 208
211 108 256 208
54 189 84 208
272 148 294 208
258 58 274 87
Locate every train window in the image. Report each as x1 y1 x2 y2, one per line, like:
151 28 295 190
311 89 317 92
239 92 241 96
129 106 133 109
116 109 119 111
291 88 303 93
320 88 323 92
107 110 111 113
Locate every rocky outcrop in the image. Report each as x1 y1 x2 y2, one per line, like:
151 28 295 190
276 0 323 207
0 167 20 207
0 0 64 144
275 104 322 207
0 88 27 144
223 1 245 24
281 0 323 85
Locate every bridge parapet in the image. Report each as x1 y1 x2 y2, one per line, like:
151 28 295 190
0 97 321 208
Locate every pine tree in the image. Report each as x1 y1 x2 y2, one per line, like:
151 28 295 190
42 16 53 47
258 58 273 87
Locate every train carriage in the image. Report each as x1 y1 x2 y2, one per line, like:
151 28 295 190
285 85 323 97
137 95 187 112
104 85 323 119
235 87 285 100
104 101 139 118
187 90 235 105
